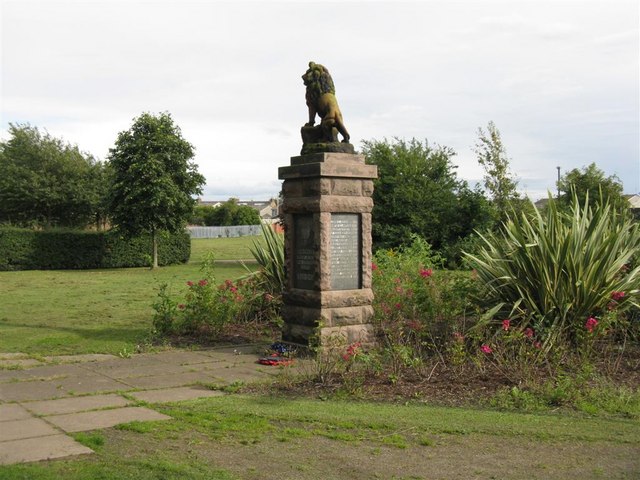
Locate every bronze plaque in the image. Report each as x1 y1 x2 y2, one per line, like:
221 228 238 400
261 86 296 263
293 214 315 290
331 213 361 290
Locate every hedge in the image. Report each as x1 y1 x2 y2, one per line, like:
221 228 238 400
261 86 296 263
0 228 190 271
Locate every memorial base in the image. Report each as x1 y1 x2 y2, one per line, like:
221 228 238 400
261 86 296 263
278 152 378 348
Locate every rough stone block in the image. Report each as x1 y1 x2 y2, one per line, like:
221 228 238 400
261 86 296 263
331 178 362 196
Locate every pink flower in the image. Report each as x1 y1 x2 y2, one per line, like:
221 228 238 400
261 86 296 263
480 344 492 354
198 279 208 287
394 303 402 310
230 286 238 293
186 281 194 287
420 268 433 278
611 291 625 302
534 341 542 349
524 328 534 338
502 319 511 331
585 317 598 333
372 262 379 271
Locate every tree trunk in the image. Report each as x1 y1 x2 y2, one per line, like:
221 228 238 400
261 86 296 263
151 229 159 269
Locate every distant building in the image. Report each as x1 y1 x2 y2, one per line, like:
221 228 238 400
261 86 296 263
624 194 640 219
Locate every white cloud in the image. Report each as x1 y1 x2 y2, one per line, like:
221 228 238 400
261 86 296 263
1 0 638 201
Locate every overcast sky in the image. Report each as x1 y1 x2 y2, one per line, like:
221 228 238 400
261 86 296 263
1 0 638 201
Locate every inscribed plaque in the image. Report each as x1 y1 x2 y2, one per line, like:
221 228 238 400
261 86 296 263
331 213 361 290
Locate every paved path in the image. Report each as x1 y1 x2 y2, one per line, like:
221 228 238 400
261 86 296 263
0 345 282 465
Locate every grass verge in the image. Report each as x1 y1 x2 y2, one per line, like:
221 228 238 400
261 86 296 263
0 394 637 479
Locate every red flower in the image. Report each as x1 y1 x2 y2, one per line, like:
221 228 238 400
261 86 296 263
178 304 186 310
524 328 534 338
611 291 625 302
585 317 598 333
186 281 194 287
502 319 511 331
480 344 492 354
394 303 402 310
372 262 379 271
230 286 238 293
534 341 542 349
420 268 433 278
198 279 208 287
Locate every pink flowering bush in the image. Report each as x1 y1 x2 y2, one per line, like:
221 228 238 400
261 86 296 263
371 234 482 375
152 253 282 339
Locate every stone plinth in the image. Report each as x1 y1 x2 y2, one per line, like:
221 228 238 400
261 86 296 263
278 153 377 347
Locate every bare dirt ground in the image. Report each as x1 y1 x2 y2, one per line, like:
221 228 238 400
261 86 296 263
102 427 639 480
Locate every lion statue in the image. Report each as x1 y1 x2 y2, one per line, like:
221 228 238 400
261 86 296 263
301 62 351 146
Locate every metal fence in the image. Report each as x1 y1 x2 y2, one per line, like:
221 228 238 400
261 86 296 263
187 225 263 238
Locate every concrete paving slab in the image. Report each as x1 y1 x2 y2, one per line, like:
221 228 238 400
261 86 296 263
54 374 131 395
0 417 60 442
0 434 93 465
204 367 269 385
149 350 217 365
0 358 44 368
44 354 118 364
129 386 224 403
0 363 86 383
0 403 33 422
46 406 171 433
24 393 132 416
0 380 68 402
208 345 267 355
122 371 220 389
83 362 188 379
200 352 264 366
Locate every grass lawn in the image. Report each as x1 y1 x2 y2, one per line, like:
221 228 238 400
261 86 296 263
0 237 258 356
0 394 637 479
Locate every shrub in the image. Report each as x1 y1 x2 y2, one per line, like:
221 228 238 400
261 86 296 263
465 194 640 352
371 235 482 374
0 227 190 270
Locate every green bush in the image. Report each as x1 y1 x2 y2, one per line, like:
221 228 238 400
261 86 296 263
371 235 482 370
0 227 190 270
465 194 640 351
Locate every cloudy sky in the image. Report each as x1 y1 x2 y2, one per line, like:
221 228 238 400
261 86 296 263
1 0 638 201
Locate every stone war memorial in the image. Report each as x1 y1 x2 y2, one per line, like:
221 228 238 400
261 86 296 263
278 61 378 347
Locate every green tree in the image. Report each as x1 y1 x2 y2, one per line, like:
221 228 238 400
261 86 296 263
0 123 107 228
203 199 261 226
108 112 205 268
473 121 522 224
558 163 628 214
362 138 493 256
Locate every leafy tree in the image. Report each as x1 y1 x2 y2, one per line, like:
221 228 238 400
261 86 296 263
0 123 107 228
362 138 493 257
193 199 262 226
108 112 205 268
558 163 628 214
474 121 522 223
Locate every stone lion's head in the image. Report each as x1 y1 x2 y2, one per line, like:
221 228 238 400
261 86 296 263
302 62 336 105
